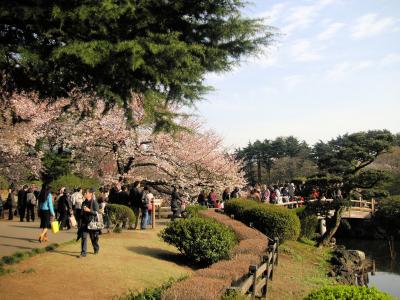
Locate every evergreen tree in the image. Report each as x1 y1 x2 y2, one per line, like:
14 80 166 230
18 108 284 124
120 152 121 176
0 0 275 127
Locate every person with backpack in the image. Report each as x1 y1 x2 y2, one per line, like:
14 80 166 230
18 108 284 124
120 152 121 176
26 188 37 222
38 184 55 243
71 187 84 228
140 186 152 229
78 188 100 257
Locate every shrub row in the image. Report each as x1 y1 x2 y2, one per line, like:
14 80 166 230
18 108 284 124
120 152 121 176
304 285 395 300
160 216 237 266
224 199 301 242
161 210 268 300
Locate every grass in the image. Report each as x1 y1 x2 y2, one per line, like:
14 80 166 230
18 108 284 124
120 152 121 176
119 276 188 300
22 268 36 274
267 240 335 300
0 239 78 276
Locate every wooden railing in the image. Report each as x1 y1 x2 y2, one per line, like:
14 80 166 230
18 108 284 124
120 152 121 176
227 238 279 299
275 198 377 216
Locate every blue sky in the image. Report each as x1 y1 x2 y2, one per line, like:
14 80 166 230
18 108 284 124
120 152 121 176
194 0 400 148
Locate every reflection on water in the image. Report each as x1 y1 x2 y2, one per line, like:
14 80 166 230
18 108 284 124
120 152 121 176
337 238 400 299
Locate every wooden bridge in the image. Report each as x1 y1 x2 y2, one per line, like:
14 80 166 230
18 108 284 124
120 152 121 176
276 198 376 219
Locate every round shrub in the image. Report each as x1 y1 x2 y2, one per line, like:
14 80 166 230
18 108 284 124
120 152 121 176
304 285 395 300
225 199 300 242
106 204 135 230
160 217 237 266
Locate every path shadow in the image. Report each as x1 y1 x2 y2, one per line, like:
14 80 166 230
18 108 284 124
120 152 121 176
0 235 37 243
9 225 40 229
53 250 81 257
0 243 33 250
127 246 198 269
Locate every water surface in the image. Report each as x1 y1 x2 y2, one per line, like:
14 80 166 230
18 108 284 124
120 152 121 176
337 238 400 299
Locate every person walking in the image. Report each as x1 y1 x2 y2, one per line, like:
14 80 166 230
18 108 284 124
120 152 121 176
58 189 72 230
78 188 100 257
26 188 37 222
197 190 207 206
145 188 155 226
222 188 230 202
6 188 15 220
17 185 28 222
139 186 150 229
171 186 181 220
129 181 142 230
71 188 84 228
38 184 55 243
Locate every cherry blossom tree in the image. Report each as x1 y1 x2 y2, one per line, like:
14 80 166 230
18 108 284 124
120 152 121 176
0 92 245 195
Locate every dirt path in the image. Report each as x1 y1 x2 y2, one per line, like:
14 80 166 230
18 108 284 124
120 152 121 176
0 219 77 256
0 228 192 300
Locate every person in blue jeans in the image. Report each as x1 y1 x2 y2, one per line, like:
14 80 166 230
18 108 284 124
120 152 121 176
140 186 152 229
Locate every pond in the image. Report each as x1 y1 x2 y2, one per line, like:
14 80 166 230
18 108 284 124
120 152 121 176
336 238 400 299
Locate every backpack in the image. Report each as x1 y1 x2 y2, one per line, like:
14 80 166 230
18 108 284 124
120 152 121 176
141 191 148 208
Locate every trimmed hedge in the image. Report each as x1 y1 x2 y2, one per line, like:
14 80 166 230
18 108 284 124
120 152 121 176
224 199 301 242
50 174 100 191
294 206 319 239
304 286 395 300
160 217 237 266
106 204 135 230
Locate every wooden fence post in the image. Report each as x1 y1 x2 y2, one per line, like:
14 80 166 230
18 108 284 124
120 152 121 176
249 265 258 300
274 237 279 266
263 254 269 300
151 201 155 229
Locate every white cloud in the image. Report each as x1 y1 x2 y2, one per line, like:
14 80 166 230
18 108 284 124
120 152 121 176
380 53 400 66
351 14 397 39
290 39 322 62
254 44 280 67
258 2 288 24
317 22 345 40
326 60 374 81
282 0 337 35
284 75 304 89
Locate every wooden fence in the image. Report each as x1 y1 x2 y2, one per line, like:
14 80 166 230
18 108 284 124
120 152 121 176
227 237 279 299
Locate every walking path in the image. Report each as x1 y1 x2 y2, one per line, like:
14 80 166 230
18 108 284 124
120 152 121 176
0 219 77 257
0 226 192 299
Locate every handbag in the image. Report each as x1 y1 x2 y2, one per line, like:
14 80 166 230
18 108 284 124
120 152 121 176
87 201 104 230
69 215 77 228
51 221 60 234
87 212 104 230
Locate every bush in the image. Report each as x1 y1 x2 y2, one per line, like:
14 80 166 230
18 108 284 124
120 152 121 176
224 199 301 242
185 205 207 218
50 174 100 192
106 204 135 230
294 206 319 239
304 285 395 300
160 217 237 266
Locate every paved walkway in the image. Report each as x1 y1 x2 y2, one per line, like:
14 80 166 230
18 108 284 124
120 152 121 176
0 219 77 257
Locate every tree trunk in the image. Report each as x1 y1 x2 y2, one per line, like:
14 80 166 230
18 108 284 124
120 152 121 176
318 206 345 247
388 235 397 259
257 159 262 183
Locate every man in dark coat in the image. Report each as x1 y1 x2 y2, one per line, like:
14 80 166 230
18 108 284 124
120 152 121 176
58 189 72 230
171 186 181 220
128 181 142 229
118 185 130 206
17 185 28 222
